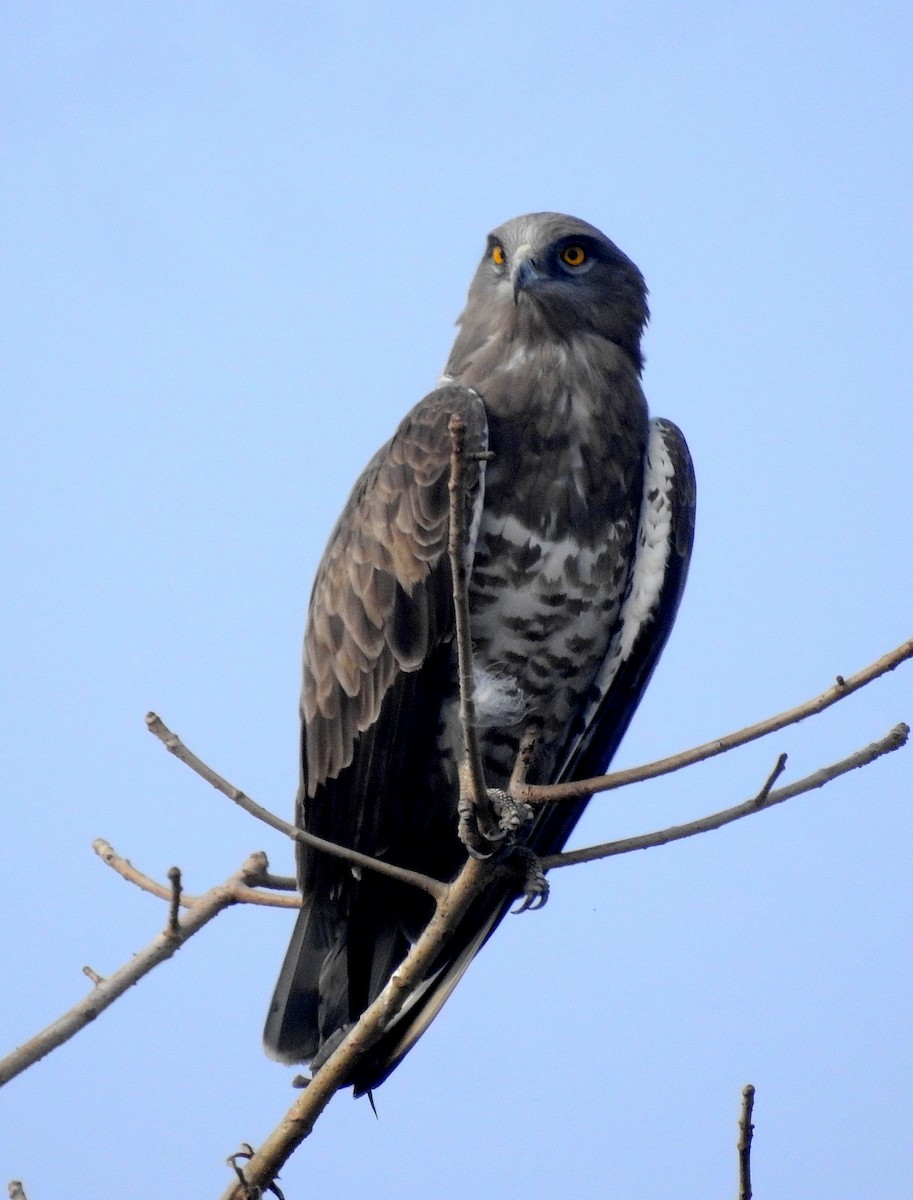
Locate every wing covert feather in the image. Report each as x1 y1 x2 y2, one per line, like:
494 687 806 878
302 385 488 795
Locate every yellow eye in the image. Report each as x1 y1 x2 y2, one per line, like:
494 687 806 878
561 245 587 267
491 244 505 266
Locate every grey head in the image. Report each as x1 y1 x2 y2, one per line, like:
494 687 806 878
446 212 649 376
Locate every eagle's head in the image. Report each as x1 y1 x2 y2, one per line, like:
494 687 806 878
456 212 649 370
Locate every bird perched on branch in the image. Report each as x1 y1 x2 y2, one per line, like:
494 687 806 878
264 212 695 1092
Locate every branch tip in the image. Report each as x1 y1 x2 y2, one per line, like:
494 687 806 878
166 867 182 936
738 1083 756 1200
754 753 788 806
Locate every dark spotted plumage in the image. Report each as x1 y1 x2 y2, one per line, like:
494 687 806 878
264 213 696 1091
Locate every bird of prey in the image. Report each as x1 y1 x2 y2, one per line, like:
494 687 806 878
264 212 695 1093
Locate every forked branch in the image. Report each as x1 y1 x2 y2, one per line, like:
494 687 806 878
0 851 281 1088
516 636 913 806
541 723 908 869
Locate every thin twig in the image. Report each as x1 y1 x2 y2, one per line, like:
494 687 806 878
0 853 271 1088
754 753 788 805
448 412 499 847
509 725 540 793
94 837 189 903
738 1084 756 1200
92 839 299 909
254 872 298 892
517 636 913 805
145 713 446 901
541 723 908 869
166 866 182 936
230 882 301 908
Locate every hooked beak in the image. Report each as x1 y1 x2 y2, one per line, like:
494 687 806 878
510 243 542 304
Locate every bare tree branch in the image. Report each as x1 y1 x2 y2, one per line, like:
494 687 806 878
541 723 908 870
738 1083 756 1200
448 411 504 850
92 838 299 909
447 412 488 806
166 865 183 936
0 852 272 1088
754 752 788 803
516 635 913 806
218 854 499 1200
509 725 541 792
145 630 912 894
248 871 298 893
145 712 446 901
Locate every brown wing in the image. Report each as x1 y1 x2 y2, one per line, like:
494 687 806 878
264 385 488 1065
302 384 486 800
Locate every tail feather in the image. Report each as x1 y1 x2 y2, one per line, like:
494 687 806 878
263 894 347 1064
263 879 418 1069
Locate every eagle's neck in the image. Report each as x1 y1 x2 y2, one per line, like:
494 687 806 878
448 331 649 545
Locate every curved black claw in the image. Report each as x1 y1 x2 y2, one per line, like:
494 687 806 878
507 846 549 914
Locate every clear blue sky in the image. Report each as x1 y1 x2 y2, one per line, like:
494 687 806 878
2 4 911 1197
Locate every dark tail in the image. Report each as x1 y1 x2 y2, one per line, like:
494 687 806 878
263 893 347 1065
